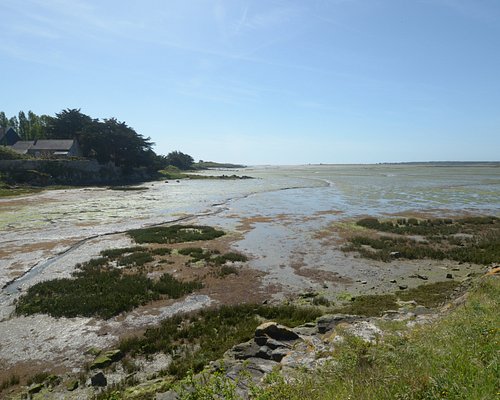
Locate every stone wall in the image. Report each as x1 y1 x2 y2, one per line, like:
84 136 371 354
0 159 128 185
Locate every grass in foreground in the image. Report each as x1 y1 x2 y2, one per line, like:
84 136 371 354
250 276 499 400
159 276 498 400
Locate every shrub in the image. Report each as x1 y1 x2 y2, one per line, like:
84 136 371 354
128 225 225 244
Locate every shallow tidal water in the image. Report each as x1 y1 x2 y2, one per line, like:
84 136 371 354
1 164 499 290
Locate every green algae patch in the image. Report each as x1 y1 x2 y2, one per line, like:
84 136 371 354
90 350 123 369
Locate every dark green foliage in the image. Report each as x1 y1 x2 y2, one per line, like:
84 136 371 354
356 216 497 236
154 273 202 298
151 248 172 256
119 304 323 379
128 225 225 244
216 265 239 277
345 216 500 264
178 247 212 261
213 252 248 265
164 151 194 170
117 251 154 267
178 248 246 267
15 259 201 319
100 246 146 259
0 146 30 160
397 281 460 307
26 372 51 386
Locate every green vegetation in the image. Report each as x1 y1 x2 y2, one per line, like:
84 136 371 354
128 225 225 244
119 304 323 380
0 146 30 160
248 276 500 400
333 281 460 317
336 294 398 317
194 161 246 169
163 151 194 170
15 258 201 319
158 166 253 181
178 247 247 267
100 246 146 259
397 280 460 307
343 216 500 264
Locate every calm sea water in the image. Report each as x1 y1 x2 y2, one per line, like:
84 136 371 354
1 164 499 241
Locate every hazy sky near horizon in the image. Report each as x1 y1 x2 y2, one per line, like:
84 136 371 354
1 0 499 165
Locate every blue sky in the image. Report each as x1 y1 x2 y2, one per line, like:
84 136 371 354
1 0 499 164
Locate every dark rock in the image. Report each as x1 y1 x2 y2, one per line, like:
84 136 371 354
256 346 273 360
91 372 107 387
417 274 428 280
413 306 432 315
265 338 291 350
398 285 408 290
317 314 358 334
271 347 290 362
446 273 453 279
254 322 300 342
390 279 397 283
231 341 260 360
299 291 318 299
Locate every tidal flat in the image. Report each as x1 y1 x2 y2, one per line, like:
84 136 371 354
0 164 499 395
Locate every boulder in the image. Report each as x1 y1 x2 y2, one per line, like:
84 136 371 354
254 322 300 342
231 341 260 360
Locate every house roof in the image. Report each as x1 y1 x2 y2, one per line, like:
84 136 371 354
10 140 34 154
0 126 18 141
31 140 76 151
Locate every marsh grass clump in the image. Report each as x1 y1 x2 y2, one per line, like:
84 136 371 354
396 280 460 307
128 225 225 244
119 304 323 380
178 247 247 270
100 246 146 259
151 247 172 256
15 258 202 319
344 216 500 264
117 251 154 267
336 294 398 317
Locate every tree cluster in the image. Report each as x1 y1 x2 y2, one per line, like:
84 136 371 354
1 109 196 172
